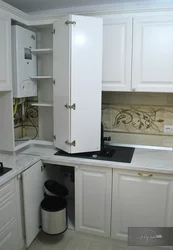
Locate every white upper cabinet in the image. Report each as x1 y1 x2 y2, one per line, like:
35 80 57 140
0 10 11 91
102 17 132 91
111 169 173 241
132 15 173 92
53 15 103 153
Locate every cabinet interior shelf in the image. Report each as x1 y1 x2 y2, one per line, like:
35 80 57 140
31 48 53 54
30 76 53 79
31 103 53 107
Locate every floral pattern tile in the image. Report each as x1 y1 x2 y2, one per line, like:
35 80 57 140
102 105 173 135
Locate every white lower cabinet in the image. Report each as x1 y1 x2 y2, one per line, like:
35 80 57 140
22 161 46 248
111 169 173 240
0 179 19 250
0 220 19 250
75 165 112 237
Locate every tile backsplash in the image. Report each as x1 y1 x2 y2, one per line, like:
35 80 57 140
102 92 173 147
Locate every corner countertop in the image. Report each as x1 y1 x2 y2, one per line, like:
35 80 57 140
0 143 173 187
0 153 40 187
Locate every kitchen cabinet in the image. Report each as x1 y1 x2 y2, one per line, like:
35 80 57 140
0 9 11 91
132 15 173 92
0 179 19 250
102 16 132 91
75 165 112 237
111 169 173 240
53 15 103 154
22 161 46 248
0 220 19 250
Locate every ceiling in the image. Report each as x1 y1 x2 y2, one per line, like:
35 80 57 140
2 0 141 13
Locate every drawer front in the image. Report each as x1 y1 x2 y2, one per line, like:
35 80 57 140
0 179 15 203
0 194 17 231
0 220 19 250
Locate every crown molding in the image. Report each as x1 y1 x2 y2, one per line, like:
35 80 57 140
28 1 173 20
0 0 28 22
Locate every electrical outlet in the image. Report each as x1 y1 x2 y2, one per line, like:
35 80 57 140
164 125 173 133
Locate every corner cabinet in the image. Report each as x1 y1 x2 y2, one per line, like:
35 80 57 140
0 9 12 91
53 15 103 153
132 15 173 92
75 165 112 237
111 169 173 241
102 16 132 91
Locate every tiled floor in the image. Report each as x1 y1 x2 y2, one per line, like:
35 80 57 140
28 230 173 250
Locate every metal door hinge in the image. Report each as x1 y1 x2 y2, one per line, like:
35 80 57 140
52 135 56 140
53 79 55 84
52 29 55 34
65 140 76 147
64 103 76 110
41 166 45 172
31 35 35 40
65 21 76 26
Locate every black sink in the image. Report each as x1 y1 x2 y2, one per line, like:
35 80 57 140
55 146 135 163
0 162 12 177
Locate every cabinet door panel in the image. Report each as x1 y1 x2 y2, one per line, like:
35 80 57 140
0 221 19 250
132 15 173 92
111 170 173 240
102 17 132 91
53 16 71 152
0 10 11 91
75 166 111 237
53 15 102 154
22 161 46 248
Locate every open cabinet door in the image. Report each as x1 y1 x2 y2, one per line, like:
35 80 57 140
70 15 102 153
53 16 71 153
22 161 46 248
53 15 103 154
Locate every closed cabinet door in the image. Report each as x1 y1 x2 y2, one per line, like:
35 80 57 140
132 15 173 92
75 165 112 237
53 15 102 154
0 10 11 91
111 169 173 240
102 17 132 91
22 161 46 248
0 220 19 250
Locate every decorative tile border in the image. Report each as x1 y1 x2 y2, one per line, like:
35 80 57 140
102 105 173 135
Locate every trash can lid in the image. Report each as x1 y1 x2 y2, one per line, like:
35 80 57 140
44 180 69 197
41 196 67 212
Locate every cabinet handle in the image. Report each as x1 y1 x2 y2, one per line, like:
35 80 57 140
138 173 153 177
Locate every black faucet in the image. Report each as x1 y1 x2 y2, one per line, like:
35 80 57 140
101 122 111 150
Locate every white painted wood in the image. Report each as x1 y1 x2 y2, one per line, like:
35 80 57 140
0 220 19 250
22 161 46 248
31 48 53 54
102 17 132 91
75 165 112 237
0 92 14 152
53 15 102 153
132 15 173 92
111 169 173 241
0 179 15 202
15 177 25 250
0 194 17 231
0 9 11 91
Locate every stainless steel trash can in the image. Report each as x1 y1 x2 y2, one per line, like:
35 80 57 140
41 196 67 235
41 180 69 235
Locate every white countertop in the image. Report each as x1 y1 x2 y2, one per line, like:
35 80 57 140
1 144 173 187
